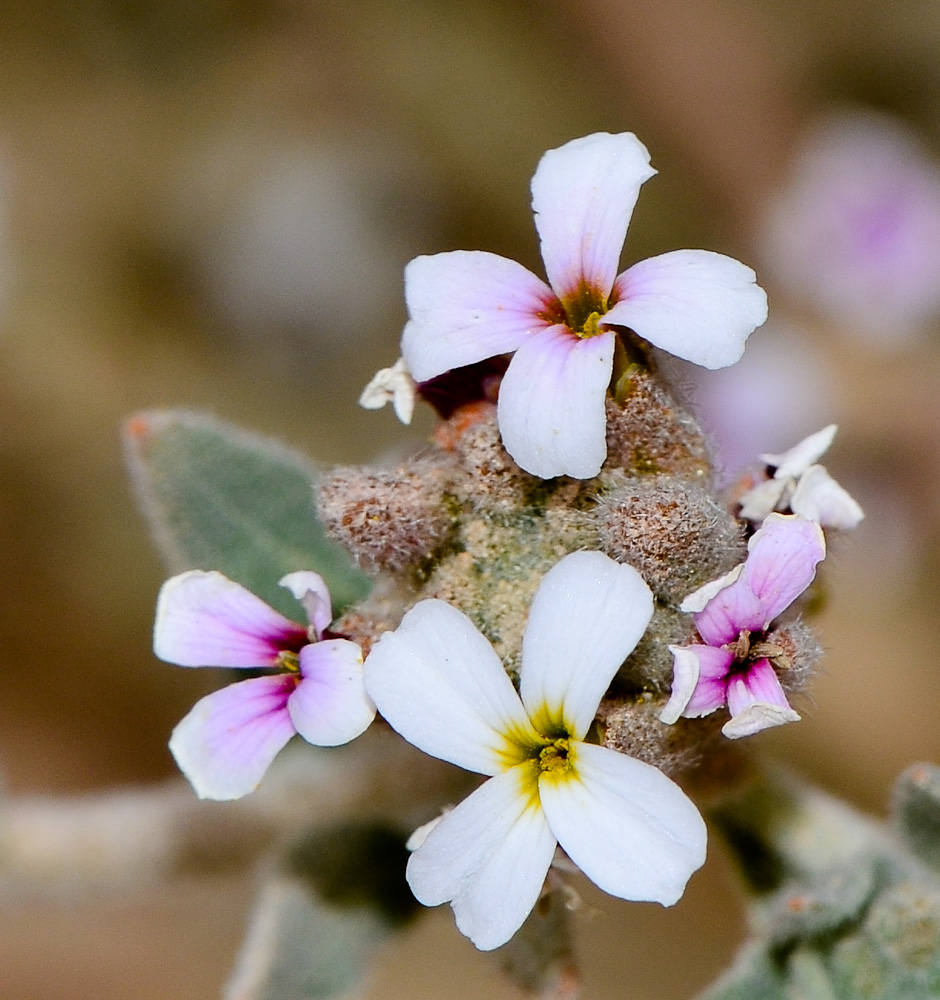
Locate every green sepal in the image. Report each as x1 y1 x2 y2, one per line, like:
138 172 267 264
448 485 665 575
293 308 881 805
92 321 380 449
123 409 371 618
226 822 419 1000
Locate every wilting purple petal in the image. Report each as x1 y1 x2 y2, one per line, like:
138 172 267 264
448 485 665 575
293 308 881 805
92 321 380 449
288 639 374 746
723 659 800 739
402 251 556 382
154 571 307 668
606 250 767 369
693 576 765 647
531 132 656 302
169 674 297 800
497 325 615 479
743 513 826 624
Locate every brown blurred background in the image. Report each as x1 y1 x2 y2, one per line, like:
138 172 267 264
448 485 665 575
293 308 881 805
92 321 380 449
2 1 940 997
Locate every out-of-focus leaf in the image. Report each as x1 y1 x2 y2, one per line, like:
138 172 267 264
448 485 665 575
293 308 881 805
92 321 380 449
124 409 371 618
892 763 940 874
226 823 419 1000
495 882 578 999
694 943 786 1000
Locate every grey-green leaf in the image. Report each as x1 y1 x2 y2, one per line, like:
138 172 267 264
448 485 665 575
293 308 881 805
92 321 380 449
225 823 419 1000
124 409 371 618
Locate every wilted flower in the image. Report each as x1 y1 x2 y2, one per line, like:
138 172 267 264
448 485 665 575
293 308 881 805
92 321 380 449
365 550 706 950
154 570 374 800
401 131 767 479
660 514 825 739
739 424 864 530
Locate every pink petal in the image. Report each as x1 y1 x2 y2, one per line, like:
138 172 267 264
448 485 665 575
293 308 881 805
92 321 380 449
743 513 826 624
660 644 735 723
531 132 656 302
401 251 556 382
154 571 307 668
288 639 375 746
169 674 296 800
497 325 614 479
606 250 767 369
279 571 332 639
723 659 800 739
693 577 765 647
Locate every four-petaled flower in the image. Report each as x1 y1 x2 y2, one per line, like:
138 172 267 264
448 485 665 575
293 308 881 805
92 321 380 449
738 424 864 530
364 550 706 951
401 131 768 480
660 514 826 739
154 570 375 800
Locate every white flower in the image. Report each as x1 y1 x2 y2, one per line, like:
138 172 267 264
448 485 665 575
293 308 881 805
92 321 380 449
358 357 416 424
364 551 706 950
401 132 767 480
738 424 864 530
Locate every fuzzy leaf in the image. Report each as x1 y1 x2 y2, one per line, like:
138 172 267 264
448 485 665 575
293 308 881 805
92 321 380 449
694 943 786 1000
124 410 370 619
226 823 419 1000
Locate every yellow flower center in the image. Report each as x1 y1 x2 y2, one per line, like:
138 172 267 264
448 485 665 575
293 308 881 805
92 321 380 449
275 650 301 674
537 738 572 776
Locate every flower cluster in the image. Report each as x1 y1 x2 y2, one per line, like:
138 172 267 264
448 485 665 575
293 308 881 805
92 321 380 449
151 131 861 956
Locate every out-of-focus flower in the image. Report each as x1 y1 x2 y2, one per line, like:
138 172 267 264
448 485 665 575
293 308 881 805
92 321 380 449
359 357 417 424
739 424 865 530
401 132 767 480
763 111 940 346
365 550 706 951
154 570 373 800
660 514 825 739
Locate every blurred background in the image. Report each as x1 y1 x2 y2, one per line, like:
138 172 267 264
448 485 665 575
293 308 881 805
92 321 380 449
3 0 940 996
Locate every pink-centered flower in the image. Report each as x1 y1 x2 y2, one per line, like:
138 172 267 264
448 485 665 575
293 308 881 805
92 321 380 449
660 514 825 739
401 132 768 480
365 551 706 951
154 570 374 800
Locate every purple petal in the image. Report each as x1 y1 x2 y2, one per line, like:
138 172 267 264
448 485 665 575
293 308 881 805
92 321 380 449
401 251 556 382
723 659 800 739
662 644 735 722
743 513 826 624
531 132 656 302
288 639 375 746
279 571 332 639
154 571 307 668
169 674 296 800
497 325 614 479
693 577 765 647
606 250 767 369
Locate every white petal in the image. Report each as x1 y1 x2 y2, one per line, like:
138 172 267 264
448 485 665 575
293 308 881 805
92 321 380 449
760 424 838 479
722 703 801 739
401 251 556 382
154 570 306 668
531 132 656 301
738 477 788 522
540 741 706 906
169 675 296 800
678 563 744 613
407 765 557 951
606 250 768 369
288 639 375 746
520 552 653 740
364 600 537 775
659 646 702 724
279 571 332 638
497 325 614 479
358 358 416 425
790 465 865 530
